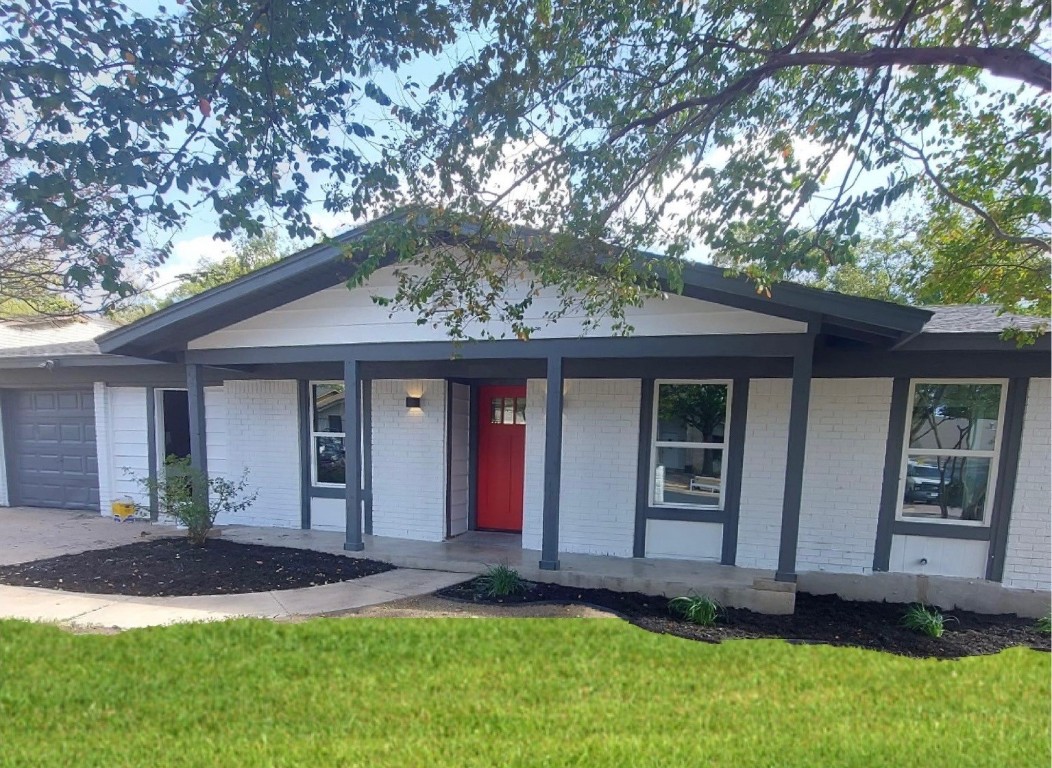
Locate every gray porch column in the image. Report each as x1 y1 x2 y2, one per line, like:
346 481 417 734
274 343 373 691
775 339 815 582
539 355 564 570
343 359 364 551
185 363 208 505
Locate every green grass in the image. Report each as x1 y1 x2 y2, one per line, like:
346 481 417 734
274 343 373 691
0 619 1047 767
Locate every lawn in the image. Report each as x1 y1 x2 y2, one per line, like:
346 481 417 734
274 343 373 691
0 618 1047 767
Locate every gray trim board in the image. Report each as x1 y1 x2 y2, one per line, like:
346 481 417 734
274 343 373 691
184 333 814 367
539 356 564 570
775 336 816 582
813 348 1050 379
891 521 993 541
873 378 910 571
645 507 728 523
986 377 1029 581
720 378 749 566
310 486 345 499
445 381 453 539
343 360 364 551
297 380 311 529
185 363 208 505
467 384 479 531
146 387 159 521
0 391 14 505
633 380 654 558
362 379 373 536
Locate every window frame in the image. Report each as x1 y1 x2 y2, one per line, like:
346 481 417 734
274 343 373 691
649 379 733 511
894 378 1009 528
309 380 346 489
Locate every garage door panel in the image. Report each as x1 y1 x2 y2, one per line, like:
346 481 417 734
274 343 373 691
7 388 100 511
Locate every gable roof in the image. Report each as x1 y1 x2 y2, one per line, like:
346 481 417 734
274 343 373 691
96 215 936 358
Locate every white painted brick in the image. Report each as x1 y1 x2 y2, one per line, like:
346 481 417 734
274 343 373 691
371 379 446 542
523 379 639 557
737 378 790 569
1003 378 1051 590
797 378 892 575
211 380 299 529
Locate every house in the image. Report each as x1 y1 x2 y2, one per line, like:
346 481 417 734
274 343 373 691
0 221 1048 615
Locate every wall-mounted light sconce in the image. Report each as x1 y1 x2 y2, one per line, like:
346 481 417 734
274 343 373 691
405 396 422 410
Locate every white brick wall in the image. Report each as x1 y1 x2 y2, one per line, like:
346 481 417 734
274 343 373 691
561 379 639 557
522 379 639 557
371 379 446 541
522 380 546 551
736 378 790 569
1003 377 1051 590
212 380 299 528
797 378 892 574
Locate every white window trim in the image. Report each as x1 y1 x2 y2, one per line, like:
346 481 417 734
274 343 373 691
310 380 346 489
894 378 1009 527
650 379 733 511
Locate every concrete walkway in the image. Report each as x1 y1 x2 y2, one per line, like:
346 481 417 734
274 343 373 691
0 507 467 629
0 569 468 629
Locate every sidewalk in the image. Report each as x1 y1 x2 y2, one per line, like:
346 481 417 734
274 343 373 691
0 568 468 630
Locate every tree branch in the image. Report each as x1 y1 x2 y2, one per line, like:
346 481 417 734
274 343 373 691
614 45 1050 138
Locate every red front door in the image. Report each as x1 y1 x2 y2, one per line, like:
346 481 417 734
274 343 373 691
476 385 527 532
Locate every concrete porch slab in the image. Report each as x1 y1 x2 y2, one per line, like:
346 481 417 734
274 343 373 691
222 527 797 614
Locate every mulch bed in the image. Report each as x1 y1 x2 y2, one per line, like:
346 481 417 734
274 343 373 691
439 578 1051 659
0 538 396 597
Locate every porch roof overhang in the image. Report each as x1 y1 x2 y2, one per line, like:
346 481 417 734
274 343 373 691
97 214 935 360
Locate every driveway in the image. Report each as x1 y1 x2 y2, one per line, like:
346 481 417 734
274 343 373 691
0 506 173 565
0 507 466 629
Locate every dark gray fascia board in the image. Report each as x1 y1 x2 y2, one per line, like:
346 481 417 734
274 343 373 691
97 213 932 358
183 333 811 366
895 332 1051 352
0 353 167 369
677 261 931 336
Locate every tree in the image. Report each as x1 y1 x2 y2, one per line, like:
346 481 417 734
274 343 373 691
795 203 1050 329
1 1 1048 336
109 231 289 321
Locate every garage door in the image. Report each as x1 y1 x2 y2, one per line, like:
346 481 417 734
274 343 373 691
6 389 99 510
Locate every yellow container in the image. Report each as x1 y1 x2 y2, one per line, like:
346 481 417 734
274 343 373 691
111 499 136 521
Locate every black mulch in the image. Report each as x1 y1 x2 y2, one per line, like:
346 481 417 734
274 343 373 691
439 578 1051 659
0 538 396 597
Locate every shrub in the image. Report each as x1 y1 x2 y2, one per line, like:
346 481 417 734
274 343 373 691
902 603 954 638
138 456 257 546
476 564 526 598
1036 614 1051 635
668 592 721 626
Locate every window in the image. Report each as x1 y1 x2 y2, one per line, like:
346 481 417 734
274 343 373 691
898 380 1007 525
651 381 730 509
311 382 345 486
490 396 526 425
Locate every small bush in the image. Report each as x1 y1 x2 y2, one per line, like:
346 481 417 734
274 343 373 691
902 603 954 638
137 456 257 546
476 564 526 598
668 592 721 626
1036 614 1051 635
